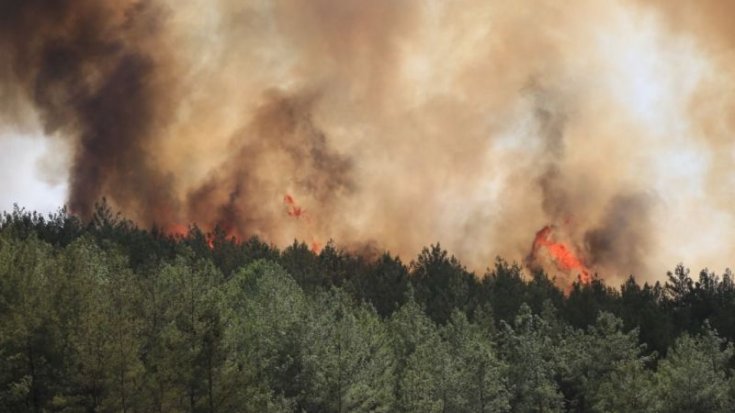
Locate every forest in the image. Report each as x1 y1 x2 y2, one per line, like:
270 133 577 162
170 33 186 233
1 204 734 413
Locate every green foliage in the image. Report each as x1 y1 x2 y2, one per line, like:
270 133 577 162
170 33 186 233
222 260 308 411
411 244 478 325
442 310 510 412
499 304 564 413
481 259 528 326
2 205 735 412
654 325 733 413
346 253 409 318
390 293 448 412
0 234 55 412
558 312 656 412
301 289 395 412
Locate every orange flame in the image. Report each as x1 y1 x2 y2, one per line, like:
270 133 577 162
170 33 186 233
284 194 304 218
165 223 188 238
310 240 322 254
165 194 322 254
164 223 225 250
284 193 322 253
531 225 591 284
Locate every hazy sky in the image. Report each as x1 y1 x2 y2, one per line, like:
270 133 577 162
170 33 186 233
0 133 67 214
1 0 734 283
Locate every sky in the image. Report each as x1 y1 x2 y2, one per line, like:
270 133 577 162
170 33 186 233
0 133 67 214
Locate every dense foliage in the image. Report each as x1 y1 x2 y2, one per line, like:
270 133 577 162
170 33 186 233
1 205 734 412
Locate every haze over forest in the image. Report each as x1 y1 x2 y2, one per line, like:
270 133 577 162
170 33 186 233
3 2 735 411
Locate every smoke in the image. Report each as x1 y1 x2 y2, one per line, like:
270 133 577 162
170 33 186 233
186 90 353 241
584 193 655 275
0 0 179 221
1 0 734 283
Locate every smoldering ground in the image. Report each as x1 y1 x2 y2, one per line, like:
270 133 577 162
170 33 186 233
1 0 733 283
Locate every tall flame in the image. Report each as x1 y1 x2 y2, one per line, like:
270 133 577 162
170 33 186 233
284 194 304 218
284 193 322 253
530 225 592 284
165 223 188 238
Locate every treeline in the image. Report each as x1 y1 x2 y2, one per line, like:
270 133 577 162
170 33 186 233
1 205 734 412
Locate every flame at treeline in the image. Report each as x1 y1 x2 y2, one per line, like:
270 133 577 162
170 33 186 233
2 0 735 287
528 225 592 286
283 193 321 253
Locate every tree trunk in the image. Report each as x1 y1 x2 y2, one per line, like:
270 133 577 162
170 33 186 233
27 338 40 413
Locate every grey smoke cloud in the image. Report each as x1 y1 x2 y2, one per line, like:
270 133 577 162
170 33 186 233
1 0 733 284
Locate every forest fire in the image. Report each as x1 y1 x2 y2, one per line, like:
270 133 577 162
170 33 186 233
165 223 189 238
284 194 304 218
310 241 322 254
7 0 735 281
159 194 322 253
4 2 735 409
529 225 592 285
164 223 218 249
284 194 322 253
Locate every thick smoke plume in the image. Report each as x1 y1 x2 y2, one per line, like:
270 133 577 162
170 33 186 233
1 0 734 283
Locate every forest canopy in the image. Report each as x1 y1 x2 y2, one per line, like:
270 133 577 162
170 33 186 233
1 204 734 412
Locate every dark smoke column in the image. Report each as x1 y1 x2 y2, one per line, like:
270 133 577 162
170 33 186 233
0 0 177 224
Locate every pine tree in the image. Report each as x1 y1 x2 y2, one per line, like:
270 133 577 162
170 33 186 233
222 259 308 411
390 292 448 412
0 235 56 412
499 304 564 413
557 312 656 412
654 324 733 413
442 310 510 412
301 289 396 412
